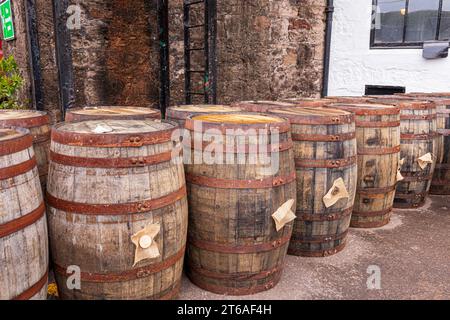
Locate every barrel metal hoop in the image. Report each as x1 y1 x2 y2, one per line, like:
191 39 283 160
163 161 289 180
401 132 439 140
13 270 49 300
186 171 296 189
430 180 450 186
394 192 427 200
437 129 450 136
357 185 396 195
46 185 187 215
50 150 176 168
0 114 50 128
350 216 391 228
435 163 450 169
288 240 347 258
358 145 401 155
296 207 353 222
51 126 177 148
53 245 186 283
0 134 33 156
185 119 291 134
290 230 349 244
295 155 357 169
32 131 51 144
352 208 393 218
399 173 433 182
188 263 282 282
0 156 37 180
291 131 356 142
281 114 355 125
401 114 437 121
356 120 400 128
184 139 293 154
0 202 46 239
188 233 292 254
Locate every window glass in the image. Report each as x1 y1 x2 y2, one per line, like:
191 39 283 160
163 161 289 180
374 0 406 43
439 0 450 40
405 0 440 42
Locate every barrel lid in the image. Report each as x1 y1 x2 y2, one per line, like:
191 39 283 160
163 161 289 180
367 97 436 110
280 98 334 107
0 110 49 128
269 106 354 125
68 106 160 116
52 119 178 148
169 105 240 113
0 128 32 156
328 103 400 116
234 101 296 107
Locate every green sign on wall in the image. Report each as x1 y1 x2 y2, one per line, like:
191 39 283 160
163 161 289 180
0 0 15 41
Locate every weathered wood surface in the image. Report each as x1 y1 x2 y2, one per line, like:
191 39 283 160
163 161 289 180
231 101 297 113
0 128 49 300
327 103 401 228
65 106 161 122
269 107 357 256
369 98 438 208
280 98 337 108
166 105 242 128
184 114 297 295
47 120 188 300
0 111 51 190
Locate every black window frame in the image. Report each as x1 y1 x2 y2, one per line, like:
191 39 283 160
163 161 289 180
371 0 449 49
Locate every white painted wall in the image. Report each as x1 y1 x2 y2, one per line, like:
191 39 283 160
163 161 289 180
328 0 450 96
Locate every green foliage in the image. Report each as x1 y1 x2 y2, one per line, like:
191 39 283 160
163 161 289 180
0 55 24 109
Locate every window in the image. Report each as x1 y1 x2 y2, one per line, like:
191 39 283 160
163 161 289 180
371 0 450 48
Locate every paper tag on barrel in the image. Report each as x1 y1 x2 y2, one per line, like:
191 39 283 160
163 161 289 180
418 153 434 170
131 223 161 267
272 199 296 232
323 178 349 208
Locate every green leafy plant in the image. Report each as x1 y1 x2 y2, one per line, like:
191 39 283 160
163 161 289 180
0 55 24 109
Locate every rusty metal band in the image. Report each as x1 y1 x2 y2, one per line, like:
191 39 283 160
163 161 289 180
436 163 450 169
357 185 396 195
0 202 46 239
356 120 400 128
186 171 296 189
358 145 401 155
437 108 450 114
189 233 291 254
399 173 433 182
32 131 51 144
296 207 353 222
394 200 426 209
352 207 392 218
184 119 291 134
291 131 356 142
350 216 391 228
0 134 33 156
51 126 176 148
295 155 357 169
50 150 176 168
401 114 437 120
184 139 293 154
280 114 355 125
157 282 181 300
398 102 437 110
188 263 282 282
0 157 37 180
290 230 349 244
46 185 187 215
0 114 50 128
13 270 49 300
187 268 282 296
53 245 186 283
288 240 347 258
394 192 427 200
430 180 450 186
437 129 450 136
401 132 439 140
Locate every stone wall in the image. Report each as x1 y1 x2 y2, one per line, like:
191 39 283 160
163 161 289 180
169 0 327 105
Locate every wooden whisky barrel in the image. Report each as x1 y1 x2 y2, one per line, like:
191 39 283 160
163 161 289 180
0 110 51 189
369 97 438 208
65 106 161 122
327 103 401 228
0 128 49 300
166 105 242 127
184 113 297 295
47 119 188 300
231 101 297 113
268 107 357 256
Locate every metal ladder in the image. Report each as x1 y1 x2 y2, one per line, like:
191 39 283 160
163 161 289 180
183 0 217 104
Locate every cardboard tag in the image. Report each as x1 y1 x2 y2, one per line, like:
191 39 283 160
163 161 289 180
418 153 433 170
272 199 296 232
323 178 349 208
131 223 161 267
93 124 114 134
399 158 405 167
397 170 404 182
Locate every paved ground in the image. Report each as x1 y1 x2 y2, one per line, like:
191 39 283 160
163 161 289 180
179 196 450 300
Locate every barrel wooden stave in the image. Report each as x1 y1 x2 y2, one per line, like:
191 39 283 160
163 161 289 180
47 120 188 300
269 107 358 256
0 129 48 300
65 106 162 122
184 114 296 295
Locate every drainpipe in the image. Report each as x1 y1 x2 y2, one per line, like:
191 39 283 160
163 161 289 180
322 0 334 97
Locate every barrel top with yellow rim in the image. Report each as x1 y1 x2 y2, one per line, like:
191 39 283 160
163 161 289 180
167 105 242 119
327 103 400 115
65 106 161 121
0 110 49 128
269 106 354 125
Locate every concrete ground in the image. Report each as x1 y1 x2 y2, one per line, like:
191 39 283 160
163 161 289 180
179 196 450 300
